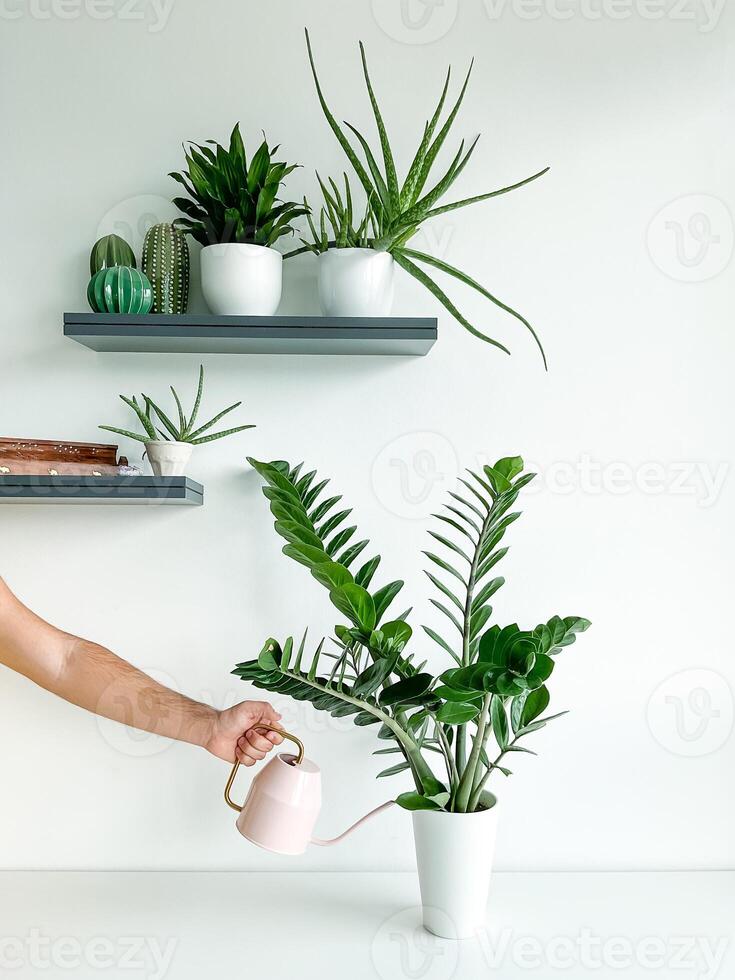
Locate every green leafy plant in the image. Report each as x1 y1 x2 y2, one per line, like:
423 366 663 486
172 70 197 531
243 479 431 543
290 31 550 366
99 365 254 445
299 173 375 255
233 455 590 813
170 124 307 247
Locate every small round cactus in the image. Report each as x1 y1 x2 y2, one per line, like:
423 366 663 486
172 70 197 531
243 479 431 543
87 266 153 314
141 223 190 314
90 234 136 276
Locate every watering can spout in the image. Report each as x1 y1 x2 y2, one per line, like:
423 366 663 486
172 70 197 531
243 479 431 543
224 725 394 855
310 800 395 847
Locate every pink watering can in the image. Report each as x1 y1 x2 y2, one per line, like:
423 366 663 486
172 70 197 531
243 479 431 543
224 725 394 855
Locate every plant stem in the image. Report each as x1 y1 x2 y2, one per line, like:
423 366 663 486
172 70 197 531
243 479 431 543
455 505 490 775
469 718 495 801
468 734 519 811
283 667 435 794
453 693 491 812
433 718 458 788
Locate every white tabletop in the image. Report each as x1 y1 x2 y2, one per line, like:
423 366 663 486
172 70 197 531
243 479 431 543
0 871 731 979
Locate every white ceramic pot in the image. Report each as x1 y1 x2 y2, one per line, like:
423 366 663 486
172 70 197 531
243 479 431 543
145 441 192 477
318 247 395 317
412 806 499 940
200 243 282 316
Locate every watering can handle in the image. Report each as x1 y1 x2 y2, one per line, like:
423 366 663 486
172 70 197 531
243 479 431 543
310 800 396 847
224 725 304 813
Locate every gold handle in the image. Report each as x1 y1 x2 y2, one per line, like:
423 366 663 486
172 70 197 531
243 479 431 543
224 725 305 813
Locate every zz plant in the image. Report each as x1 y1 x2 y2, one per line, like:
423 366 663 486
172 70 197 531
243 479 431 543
293 31 550 366
234 455 590 813
170 124 307 247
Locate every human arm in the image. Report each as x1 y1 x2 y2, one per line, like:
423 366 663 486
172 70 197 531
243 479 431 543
0 577 282 764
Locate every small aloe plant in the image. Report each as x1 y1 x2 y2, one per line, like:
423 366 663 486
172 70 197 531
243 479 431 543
299 173 376 255
99 365 254 445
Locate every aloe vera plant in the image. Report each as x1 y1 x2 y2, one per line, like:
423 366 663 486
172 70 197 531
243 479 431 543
170 124 307 247
99 365 254 445
233 455 590 813
299 173 375 255
292 31 550 367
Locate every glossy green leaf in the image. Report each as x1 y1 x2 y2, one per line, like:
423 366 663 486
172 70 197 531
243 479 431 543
379 673 433 707
311 561 354 592
435 702 480 725
373 580 404 622
330 583 376 632
396 791 448 811
379 620 412 648
377 761 411 778
521 685 550 727
491 696 509 750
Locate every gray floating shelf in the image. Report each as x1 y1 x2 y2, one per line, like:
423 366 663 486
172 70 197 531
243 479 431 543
0 475 203 505
63 313 436 356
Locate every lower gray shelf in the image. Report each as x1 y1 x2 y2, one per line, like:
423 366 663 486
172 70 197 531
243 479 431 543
0 475 203 505
63 313 437 356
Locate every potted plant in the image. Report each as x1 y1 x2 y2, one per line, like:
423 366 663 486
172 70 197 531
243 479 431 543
170 124 306 315
99 365 254 476
290 31 550 366
233 454 590 938
296 174 393 317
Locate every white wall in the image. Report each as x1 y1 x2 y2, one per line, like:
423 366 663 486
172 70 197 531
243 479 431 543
1 0 733 873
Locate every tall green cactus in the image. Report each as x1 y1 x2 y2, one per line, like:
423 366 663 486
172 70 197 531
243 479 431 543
141 223 190 314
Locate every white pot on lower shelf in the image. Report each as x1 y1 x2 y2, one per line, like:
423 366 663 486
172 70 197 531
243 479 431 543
318 247 395 317
412 805 499 940
145 441 193 477
201 243 282 315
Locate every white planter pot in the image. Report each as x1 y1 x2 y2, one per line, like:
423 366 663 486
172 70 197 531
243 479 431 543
412 806 499 940
318 248 394 317
200 243 282 316
145 441 193 477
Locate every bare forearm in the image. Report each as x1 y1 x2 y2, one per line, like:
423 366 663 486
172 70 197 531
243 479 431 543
0 577 283 765
59 637 217 748
0 578 215 748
